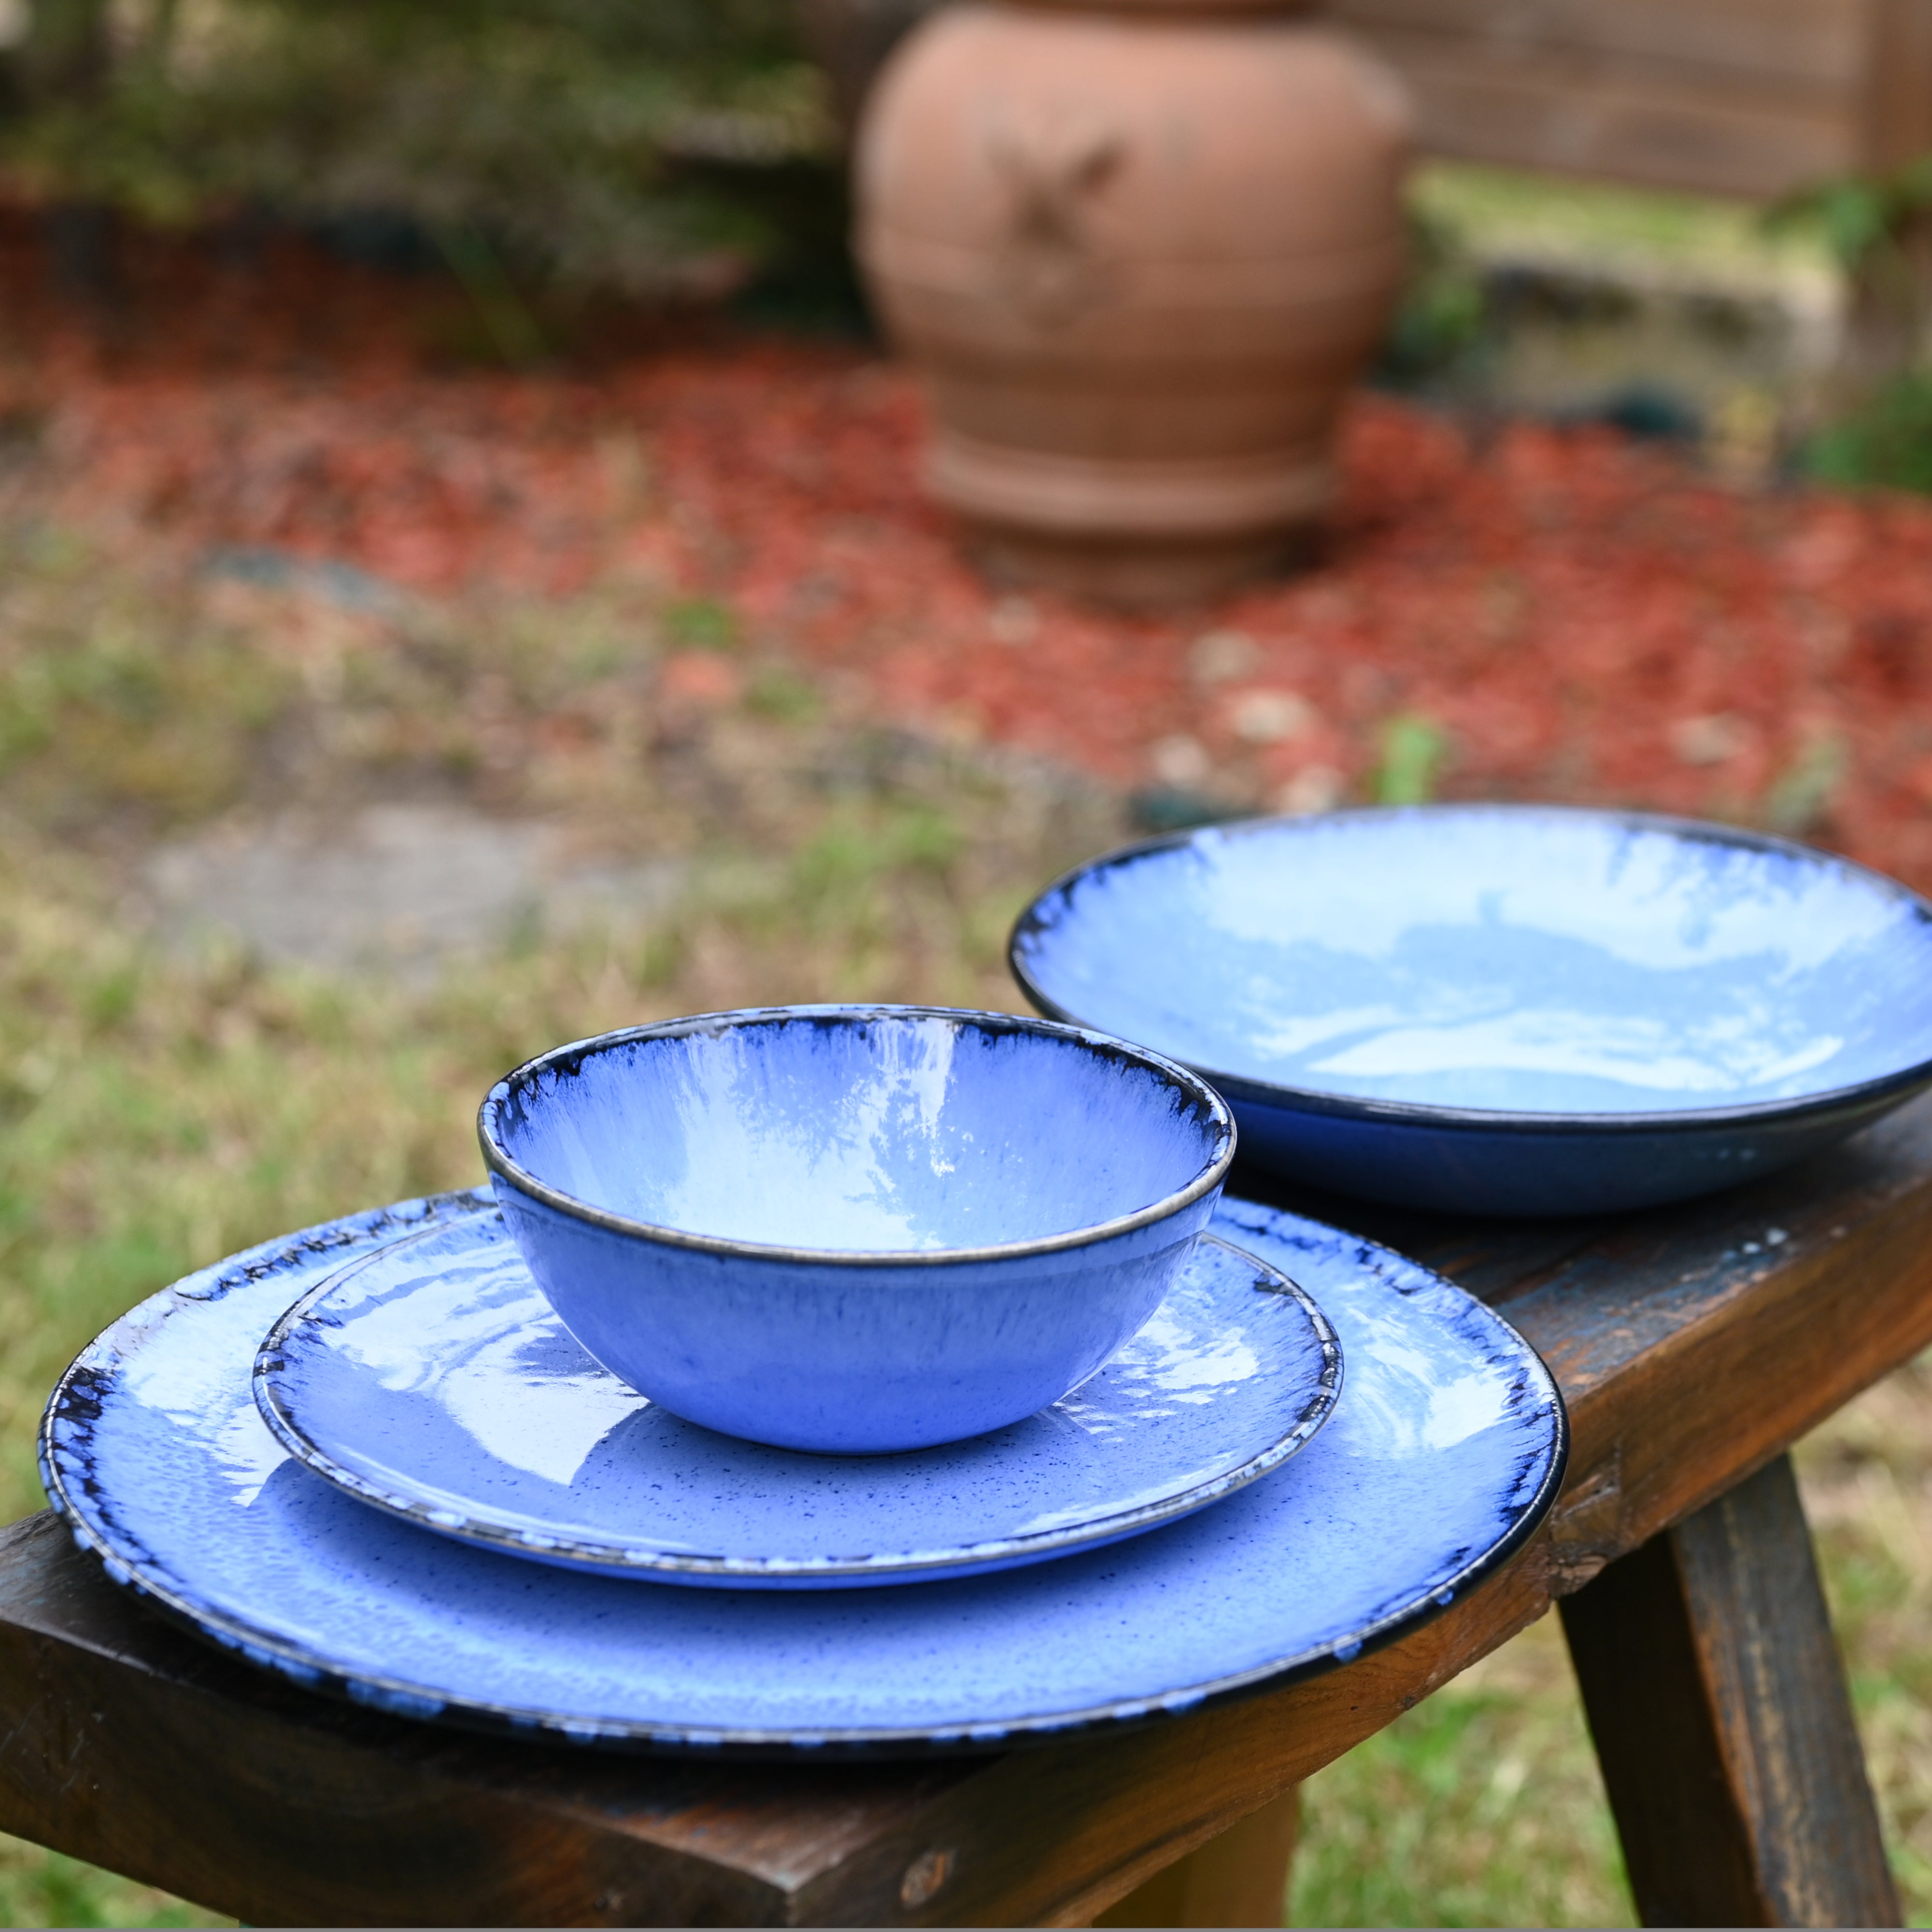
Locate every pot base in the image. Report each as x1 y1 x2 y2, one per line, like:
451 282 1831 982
966 519 1325 608
930 423 1337 605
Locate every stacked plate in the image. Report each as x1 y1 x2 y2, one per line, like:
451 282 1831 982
253 1213 1345 1591
42 1191 1566 1750
49 801 1932 1747
41 1001 1567 1751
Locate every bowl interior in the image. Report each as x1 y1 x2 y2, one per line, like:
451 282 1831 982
491 1011 1224 1251
1013 810 1932 1117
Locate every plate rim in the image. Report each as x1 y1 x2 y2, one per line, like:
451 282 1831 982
1009 802 1932 1137
249 1221 1344 1587
40 1189 1571 1756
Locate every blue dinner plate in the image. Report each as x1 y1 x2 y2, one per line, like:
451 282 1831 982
1012 806 1932 1215
251 1214 1342 1589
41 1188 1564 1753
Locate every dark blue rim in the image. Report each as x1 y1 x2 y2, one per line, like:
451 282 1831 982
1010 804 1932 1139
40 1190 1568 1758
477 1004 1236 1268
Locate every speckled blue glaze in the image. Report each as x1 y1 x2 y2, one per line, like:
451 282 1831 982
1012 807 1932 1216
253 1217 1341 1588
41 1188 1565 1753
477 1007 1236 1452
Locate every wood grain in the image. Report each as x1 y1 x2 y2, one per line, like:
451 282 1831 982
1866 0 1932 168
1090 1789 1297 1928
1324 0 1895 197
0 1509 1551 1926
7 1091 1932 1923
1329 0 1869 89
1323 23 1859 195
1562 1455 1899 1927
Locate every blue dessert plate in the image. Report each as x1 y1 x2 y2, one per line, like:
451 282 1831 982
41 1188 1565 1755
1012 806 1932 1215
251 1214 1342 1590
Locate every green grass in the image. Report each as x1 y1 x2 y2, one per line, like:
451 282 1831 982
0 530 1117 1528
0 1844 223 1930
2 521 1931 1928
1293 1619 1634 1927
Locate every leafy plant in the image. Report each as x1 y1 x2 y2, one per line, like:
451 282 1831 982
0 0 832 296
1374 713 1447 807
1801 371 1932 497
1769 156 1932 282
665 596 740 651
1376 206 1485 390
1769 156 1932 395
1763 729 1850 834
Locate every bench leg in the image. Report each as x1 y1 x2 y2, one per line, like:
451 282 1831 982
1092 1786 1298 1928
1560 1452 1899 1927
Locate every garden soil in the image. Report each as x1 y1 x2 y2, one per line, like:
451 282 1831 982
4 207 1932 889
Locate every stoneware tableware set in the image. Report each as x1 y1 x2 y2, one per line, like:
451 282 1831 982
46 803 1931 1752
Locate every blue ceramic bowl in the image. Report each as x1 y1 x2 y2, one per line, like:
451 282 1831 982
1010 807 1932 1217
477 1006 1236 1452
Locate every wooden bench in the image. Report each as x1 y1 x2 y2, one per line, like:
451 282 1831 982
4 1091 1930 1924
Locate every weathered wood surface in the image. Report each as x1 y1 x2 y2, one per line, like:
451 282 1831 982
1333 0 1870 84
1325 0 1932 199
1563 1455 1899 1927
1869 0 1932 168
5 1090 1932 1925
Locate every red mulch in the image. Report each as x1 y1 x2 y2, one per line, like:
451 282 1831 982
6 206 1932 886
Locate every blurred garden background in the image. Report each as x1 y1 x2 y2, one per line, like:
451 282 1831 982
1 0 1932 1923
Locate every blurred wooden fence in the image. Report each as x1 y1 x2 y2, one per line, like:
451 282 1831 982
1324 0 1932 199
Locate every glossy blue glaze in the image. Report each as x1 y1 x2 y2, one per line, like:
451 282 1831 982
253 1217 1341 1588
1012 807 1932 1215
42 1188 1565 1753
478 1007 1236 1451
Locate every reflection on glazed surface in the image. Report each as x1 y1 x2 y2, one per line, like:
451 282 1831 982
495 1011 1223 1249
44 1187 1563 1746
1017 811 1932 1112
257 1215 1337 1580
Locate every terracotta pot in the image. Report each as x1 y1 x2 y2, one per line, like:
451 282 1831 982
854 0 1412 605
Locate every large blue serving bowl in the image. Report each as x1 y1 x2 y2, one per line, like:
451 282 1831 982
1010 807 1932 1217
478 1006 1236 1452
